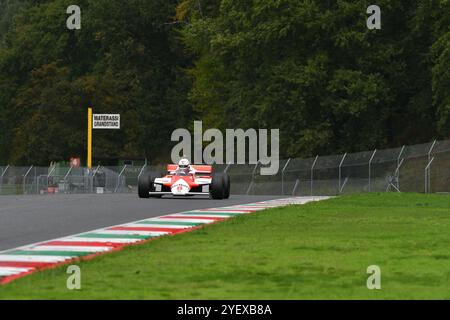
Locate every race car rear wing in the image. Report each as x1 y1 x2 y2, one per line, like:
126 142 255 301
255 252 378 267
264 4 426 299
167 164 213 174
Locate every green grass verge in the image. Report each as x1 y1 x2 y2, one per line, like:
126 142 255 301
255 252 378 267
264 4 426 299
1 193 450 299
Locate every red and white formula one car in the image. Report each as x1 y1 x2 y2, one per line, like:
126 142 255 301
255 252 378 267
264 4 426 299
138 158 230 199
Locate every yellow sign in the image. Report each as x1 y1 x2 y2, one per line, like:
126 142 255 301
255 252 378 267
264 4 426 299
87 107 92 169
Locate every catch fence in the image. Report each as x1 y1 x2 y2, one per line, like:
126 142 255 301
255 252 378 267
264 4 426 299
1 139 449 196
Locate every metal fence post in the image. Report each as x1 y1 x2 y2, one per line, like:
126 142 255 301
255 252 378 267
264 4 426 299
397 145 405 168
91 165 101 193
63 166 73 194
46 165 56 192
34 167 37 194
137 163 147 180
428 140 437 163
23 165 33 194
36 167 39 194
396 158 405 189
246 162 260 195
292 179 300 196
427 140 437 192
396 146 405 190
0 165 10 195
115 165 127 193
425 157 435 193
368 149 377 192
310 156 318 196
281 158 291 195
338 153 347 194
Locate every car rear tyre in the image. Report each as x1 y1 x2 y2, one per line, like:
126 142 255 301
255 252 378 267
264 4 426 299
138 172 151 198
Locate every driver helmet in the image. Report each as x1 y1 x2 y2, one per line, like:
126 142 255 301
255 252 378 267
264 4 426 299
178 158 190 171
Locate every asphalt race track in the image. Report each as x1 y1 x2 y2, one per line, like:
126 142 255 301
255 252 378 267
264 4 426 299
0 194 285 251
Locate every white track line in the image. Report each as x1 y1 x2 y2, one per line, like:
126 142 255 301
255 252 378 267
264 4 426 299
0 255 73 263
28 246 113 253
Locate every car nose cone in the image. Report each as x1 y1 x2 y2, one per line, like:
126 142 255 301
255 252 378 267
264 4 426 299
171 179 190 195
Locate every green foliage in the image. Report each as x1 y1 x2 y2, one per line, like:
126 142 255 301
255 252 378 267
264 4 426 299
180 0 450 158
0 0 191 165
0 0 27 45
431 1 450 136
0 0 449 164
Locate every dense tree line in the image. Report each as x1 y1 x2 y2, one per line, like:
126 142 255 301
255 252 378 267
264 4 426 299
0 0 449 165
0 0 192 165
178 0 450 157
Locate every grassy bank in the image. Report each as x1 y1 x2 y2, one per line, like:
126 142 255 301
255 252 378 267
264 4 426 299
1 193 450 299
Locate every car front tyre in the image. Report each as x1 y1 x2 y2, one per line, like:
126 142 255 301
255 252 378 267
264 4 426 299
210 172 226 199
138 172 151 198
223 173 230 199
